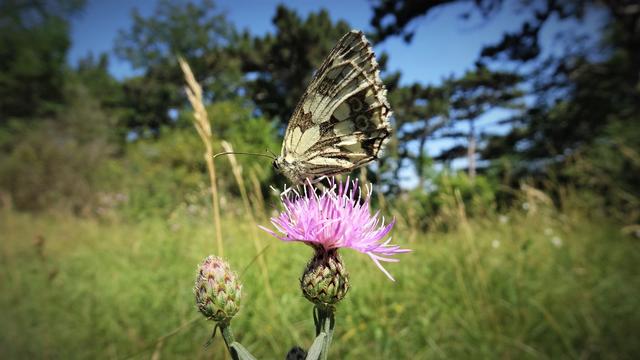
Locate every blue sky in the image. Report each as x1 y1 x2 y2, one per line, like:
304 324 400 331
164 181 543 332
68 0 603 185
69 0 582 84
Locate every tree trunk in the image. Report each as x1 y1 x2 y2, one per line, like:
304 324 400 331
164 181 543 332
467 120 476 180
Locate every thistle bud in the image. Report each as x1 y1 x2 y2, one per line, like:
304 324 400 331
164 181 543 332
301 249 349 307
194 255 242 323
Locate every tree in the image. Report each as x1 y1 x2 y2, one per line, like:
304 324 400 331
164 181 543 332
114 0 241 135
370 1 635 165
236 5 352 125
370 0 503 42
480 1 639 170
386 81 451 189
369 0 639 220
74 53 122 109
0 0 85 123
444 66 522 179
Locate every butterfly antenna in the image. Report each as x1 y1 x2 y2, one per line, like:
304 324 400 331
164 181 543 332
212 151 275 160
266 148 278 158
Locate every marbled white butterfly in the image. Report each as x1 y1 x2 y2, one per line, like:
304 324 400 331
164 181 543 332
272 30 392 183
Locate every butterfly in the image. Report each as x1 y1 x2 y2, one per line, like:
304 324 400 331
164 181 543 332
272 30 393 184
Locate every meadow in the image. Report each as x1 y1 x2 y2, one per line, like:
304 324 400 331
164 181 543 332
2 197 638 359
2 1 640 359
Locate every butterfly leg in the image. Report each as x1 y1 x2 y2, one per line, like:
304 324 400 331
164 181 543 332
273 184 301 198
272 177 330 198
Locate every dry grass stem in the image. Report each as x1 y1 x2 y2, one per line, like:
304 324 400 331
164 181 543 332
220 140 273 289
248 166 266 218
220 143 300 344
178 57 224 256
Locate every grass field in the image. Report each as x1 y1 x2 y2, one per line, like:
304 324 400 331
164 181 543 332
1 204 639 359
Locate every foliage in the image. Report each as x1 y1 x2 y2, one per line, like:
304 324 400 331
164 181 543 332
385 82 451 190
369 0 591 46
0 84 116 213
74 54 125 115
237 5 352 126
2 198 638 358
114 0 242 135
560 119 640 224
0 2 638 358
115 100 278 219
369 0 639 219
1 0 636 226
390 171 497 231
0 0 85 123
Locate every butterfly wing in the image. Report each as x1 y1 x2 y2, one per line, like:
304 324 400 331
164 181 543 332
277 30 392 182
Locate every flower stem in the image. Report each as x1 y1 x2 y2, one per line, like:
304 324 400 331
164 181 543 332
220 323 238 360
314 305 336 360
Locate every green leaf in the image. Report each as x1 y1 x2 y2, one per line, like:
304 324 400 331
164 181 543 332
306 332 327 360
230 342 257 360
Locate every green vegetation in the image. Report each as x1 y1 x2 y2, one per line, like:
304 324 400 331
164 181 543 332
1 202 638 358
1 0 639 358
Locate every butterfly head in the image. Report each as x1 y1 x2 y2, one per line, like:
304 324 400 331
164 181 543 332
273 155 308 184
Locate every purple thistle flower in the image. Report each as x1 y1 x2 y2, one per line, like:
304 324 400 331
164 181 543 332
260 178 410 281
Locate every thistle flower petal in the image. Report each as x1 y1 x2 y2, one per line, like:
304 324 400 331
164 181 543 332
261 178 410 280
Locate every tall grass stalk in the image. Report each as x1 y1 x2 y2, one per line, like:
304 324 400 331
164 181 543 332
178 57 224 256
220 140 272 295
220 141 301 344
248 166 266 218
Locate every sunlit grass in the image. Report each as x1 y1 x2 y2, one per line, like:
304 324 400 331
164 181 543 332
1 206 638 359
